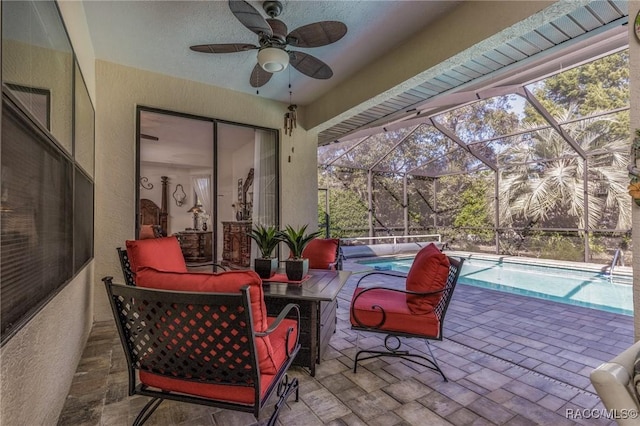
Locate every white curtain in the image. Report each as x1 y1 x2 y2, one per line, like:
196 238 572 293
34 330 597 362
192 174 211 214
252 129 277 227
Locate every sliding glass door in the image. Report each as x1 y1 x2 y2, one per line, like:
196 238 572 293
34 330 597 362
216 123 279 266
136 108 279 268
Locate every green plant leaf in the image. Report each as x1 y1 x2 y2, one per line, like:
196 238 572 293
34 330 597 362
247 224 281 258
278 224 322 258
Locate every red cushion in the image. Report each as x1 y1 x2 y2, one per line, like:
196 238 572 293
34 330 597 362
139 225 156 240
139 317 298 404
405 243 450 314
125 236 187 274
302 238 339 269
135 267 280 374
350 287 440 337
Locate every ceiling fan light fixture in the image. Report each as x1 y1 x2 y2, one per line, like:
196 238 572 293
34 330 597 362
257 47 289 73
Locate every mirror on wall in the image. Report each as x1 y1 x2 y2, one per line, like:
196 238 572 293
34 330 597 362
2 0 73 152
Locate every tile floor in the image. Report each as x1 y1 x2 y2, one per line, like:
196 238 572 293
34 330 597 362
58 258 634 425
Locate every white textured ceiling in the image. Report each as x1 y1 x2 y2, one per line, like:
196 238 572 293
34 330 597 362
82 0 460 105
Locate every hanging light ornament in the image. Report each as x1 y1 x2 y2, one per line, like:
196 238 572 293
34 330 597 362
284 76 297 136
284 102 297 137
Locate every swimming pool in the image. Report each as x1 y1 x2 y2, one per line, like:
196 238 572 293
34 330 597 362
358 255 633 316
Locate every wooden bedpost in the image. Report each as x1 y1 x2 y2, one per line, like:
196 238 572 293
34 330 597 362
160 176 168 235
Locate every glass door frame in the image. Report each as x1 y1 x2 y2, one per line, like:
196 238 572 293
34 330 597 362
135 105 280 264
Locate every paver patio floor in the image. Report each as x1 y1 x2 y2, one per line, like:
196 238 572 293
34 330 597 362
58 258 634 425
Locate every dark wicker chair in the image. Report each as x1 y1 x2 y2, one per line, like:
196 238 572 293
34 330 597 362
117 247 227 286
350 256 463 381
103 276 300 426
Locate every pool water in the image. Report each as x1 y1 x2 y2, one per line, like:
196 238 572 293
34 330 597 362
359 256 633 316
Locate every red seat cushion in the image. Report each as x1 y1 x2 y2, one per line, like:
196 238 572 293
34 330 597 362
302 238 339 269
350 287 440 337
125 236 187 274
139 316 298 404
405 243 450 314
135 267 281 374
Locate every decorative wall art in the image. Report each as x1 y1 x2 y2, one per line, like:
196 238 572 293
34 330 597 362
173 184 186 206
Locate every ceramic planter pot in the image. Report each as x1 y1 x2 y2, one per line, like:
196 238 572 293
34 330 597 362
285 258 309 281
254 258 278 279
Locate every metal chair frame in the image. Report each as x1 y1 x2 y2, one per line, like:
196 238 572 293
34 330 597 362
350 256 463 381
103 277 301 426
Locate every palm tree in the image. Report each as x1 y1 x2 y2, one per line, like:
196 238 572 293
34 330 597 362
498 110 630 231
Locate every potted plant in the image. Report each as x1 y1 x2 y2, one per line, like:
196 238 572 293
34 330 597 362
279 224 322 281
247 225 282 278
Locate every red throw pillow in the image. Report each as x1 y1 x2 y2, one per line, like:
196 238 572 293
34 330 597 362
139 225 157 240
125 236 187 274
135 267 279 374
302 238 339 269
405 243 450 314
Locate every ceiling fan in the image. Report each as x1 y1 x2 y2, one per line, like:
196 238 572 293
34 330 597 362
190 0 347 88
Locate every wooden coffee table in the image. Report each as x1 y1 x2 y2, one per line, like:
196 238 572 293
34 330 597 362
262 269 351 376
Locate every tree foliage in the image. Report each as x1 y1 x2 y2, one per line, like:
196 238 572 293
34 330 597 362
318 50 630 241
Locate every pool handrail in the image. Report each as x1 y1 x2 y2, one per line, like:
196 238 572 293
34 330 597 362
608 248 624 276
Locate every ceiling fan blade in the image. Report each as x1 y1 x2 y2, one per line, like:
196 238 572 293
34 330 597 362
250 63 273 88
228 0 272 37
287 21 347 48
289 51 333 79
266 19 288 41
190 43 258 54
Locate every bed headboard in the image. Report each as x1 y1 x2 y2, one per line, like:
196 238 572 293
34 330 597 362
139 176 168 235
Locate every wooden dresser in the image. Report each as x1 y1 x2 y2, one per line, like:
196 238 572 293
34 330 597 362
222 221 252 268
176 231 212 263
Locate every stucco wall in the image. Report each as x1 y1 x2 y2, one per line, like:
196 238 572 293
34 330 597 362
93 60 318 321
0 264 94 425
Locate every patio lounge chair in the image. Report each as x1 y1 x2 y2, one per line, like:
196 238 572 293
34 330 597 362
103 269 301 426
350 243 463 381
591 340 640 425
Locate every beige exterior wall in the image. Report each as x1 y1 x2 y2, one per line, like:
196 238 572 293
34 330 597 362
0 264 94 425
93 60 318 321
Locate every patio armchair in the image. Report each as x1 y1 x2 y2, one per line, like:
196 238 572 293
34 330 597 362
350 243 463 381
301 238 343 270
117 236 226 285
103 268 301 426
